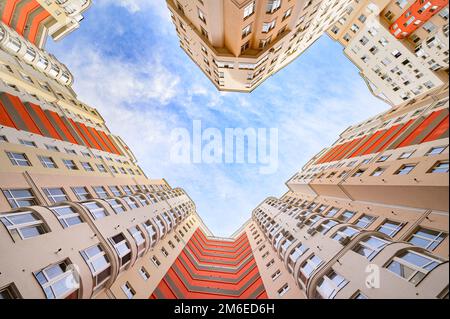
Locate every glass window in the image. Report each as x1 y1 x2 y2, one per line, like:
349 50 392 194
50 206 83 228
129 226 146 256
377 220 403 237
3 189 38 208
139 267 150 281
72 187 91 201
106 199 126 214
428 161 449 173
96 164 107 172
299 255 323 284
39 156 57 168
108 186 122 197
6 152 31 166
426 146 446 156
338 210 355 222
34 261 79 299
317 220 338 234
244 1 255 18
123 197 139 209
316 269 348 299
63 159 78 170
395 164 416 175
408 228 447 250
0 284 19 299
386 250 442 284
93 186 108 199
109 233 131 269
80 245 111 291
353 236 389 260
326 207 339 217
332 226 360 244
81 162 94 172
399 151 414 159
82 202 108 220
354 215 377 229
43 188 68 204
0 211 47 240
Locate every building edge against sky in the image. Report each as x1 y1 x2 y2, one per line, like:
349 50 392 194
0 0 449 299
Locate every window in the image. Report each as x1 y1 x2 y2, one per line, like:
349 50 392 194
326 207 339 217
242 24 252 38
377 155 391 162
6 152 31 166
262 20 276 33
395 164 416 175
354 215 377 229
317 220 338 234
121 282 135 299
106 199 126 214
271 269 281 281
82 202 108 220
3 189 38 208
152 255 161 267
316 270 348 299
422 21 436 33
244 1 255 19
43 188 68 204
428 161 449 173
352 169 365 177
386 250 442 284
371 167 385 176
19 139 36 148
266 0 281 14
109 233 131 269
353 236 389 260
0 284 20 299
124 196 139 209
197 8 206 23
34 261 79 299
426 146 446 156
63 159 78 170
332 226 360 244
277 283 290 297
80 245 111 291
45 144 59 152
408 228 447 250
72 187 91 201
299 255 323 284
93 186 108 199
353 291 368 299
139 267 150 281
0 211 47 240
0 135 8 142
108 186 122 197
50 204 83 228
338 210 355 222
161 247 169 257
129 226 146 256
377 220 403 237
39 156 57 168
282 7 292 20
399 151 414 159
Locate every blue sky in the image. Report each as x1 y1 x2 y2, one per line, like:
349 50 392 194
47 1 388 236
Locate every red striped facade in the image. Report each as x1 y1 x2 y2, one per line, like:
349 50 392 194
1 0 52 45
151 229 267 299
389 0 448 39
0 91 122 155
317 108 449 164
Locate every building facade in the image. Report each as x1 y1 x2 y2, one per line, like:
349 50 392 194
0 0 449 299
167 0 449 96
166 0 355 92
1 0 92 49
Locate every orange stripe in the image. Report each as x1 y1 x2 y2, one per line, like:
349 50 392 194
0 98 17 128
27 10 50 44
422 115 449 143
48 112 78 144
379 120 414 152
397 110 444 148
7 94 42 134
88 126 111 153
69 119 91 147
363 125 400 155
30 103 62 139
102 132 122 155
1 0 21 25
79 123 101 150
15 0 40 34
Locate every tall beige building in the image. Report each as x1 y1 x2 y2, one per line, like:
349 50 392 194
0 1 449 299
166 0 355 92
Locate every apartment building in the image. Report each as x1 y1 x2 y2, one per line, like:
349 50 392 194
0 1 448 299
0 0 92 49
166 0 355 92
328 0 449 106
